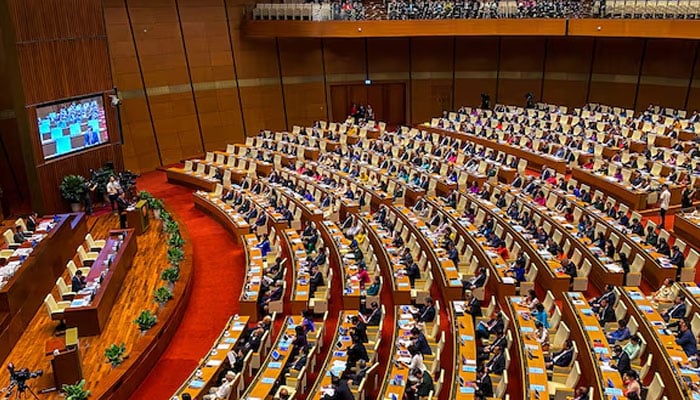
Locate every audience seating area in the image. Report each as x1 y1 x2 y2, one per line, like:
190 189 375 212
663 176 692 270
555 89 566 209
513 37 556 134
159 99 700 400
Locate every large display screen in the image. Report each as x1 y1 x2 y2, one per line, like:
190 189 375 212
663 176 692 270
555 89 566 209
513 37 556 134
37 95 109 160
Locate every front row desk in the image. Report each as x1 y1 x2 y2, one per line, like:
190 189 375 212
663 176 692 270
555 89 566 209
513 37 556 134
64 229 138 336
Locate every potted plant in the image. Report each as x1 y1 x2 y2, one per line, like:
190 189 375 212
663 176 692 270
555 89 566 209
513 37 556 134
138 191 153 201
167 246 184 267
154 286 173 309
161 266 180 288
164 219 179 235
104 343 127 367
148 198 164 219
59 175 87 212
62 379 90 400
134 310 157 334
167 231 184 248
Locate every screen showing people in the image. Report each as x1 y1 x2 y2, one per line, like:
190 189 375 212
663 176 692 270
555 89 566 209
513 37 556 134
37 96 109 160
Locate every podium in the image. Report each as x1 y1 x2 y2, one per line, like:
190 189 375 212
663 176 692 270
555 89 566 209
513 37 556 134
45 328 83 388
126 199 149 235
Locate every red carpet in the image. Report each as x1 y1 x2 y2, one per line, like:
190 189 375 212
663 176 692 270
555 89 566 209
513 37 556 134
131 171 244 399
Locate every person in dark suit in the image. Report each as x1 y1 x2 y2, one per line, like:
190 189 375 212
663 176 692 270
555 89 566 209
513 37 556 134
545 340 574 370
473 365 493 400
662 295 687 323
597 298 615 326
362 302 381 326
612 344 631 377
463 267 487 291
403 262 421 288
670 245 685 278
465 292 482 322
485 344 505 375
116 192 130 229
406 369 433 400
629 219 644 236
258 282 283 315
560 257 577 282
346 334 369 369
71 269 87 292
675 318 697 357
308 265 325 297
656 237 670 256
410 327 432 356
478 328 505 362
25 212 38 232
413 297 436 323
349 316 368 343
309 247 327 268
13 225 29 244
589 284 616 313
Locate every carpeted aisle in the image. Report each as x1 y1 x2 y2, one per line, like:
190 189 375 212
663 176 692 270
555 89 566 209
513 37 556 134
132 171 245 399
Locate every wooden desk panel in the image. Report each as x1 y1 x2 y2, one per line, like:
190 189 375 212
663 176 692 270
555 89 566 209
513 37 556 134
450 301 476 400
323 221 361 310
0 214 87 316
309 311 357 399
243 316 303 399
513 189 625 291
425 196 516 300
64 229 138 336
286 229 311 315
165 168 218 192
562 292 626 400
362 213 411 305
620 287 697 400
422 126 568 175
674 214 700 252
505 297 549 400
193 193 250 244
174 316 250 399
393 205 463 301
240 234 264 322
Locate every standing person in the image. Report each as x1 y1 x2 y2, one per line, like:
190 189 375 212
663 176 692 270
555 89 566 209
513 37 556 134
659 184 671 229
106 175 121 212
116 192 130 229
83 178 97 215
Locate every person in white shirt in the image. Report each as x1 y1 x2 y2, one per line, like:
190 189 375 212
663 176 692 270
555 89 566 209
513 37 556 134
659 184 671 229
203 371 236 400
106 176 121 212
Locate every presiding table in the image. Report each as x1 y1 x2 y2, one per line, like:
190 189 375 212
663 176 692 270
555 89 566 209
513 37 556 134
64 229 138 336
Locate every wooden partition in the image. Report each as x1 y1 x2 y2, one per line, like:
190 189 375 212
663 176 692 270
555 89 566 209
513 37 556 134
0 0 121 213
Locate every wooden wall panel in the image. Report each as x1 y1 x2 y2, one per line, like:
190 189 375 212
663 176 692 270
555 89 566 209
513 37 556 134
454 37 499 109
284 83 327 126
367 38 409 75
17 39 112 105
410 37 454 124
179 0 244 151
279 38 327 125
542 37 593 107
636 39 695 111
497 37 546 105
238 85 286 134
588 38 645 109
129 0 202 163
323 39 367 76
104 0 160 173
7 0 105 42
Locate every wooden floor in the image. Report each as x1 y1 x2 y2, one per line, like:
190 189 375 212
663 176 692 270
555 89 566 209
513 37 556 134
0 212 171 397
